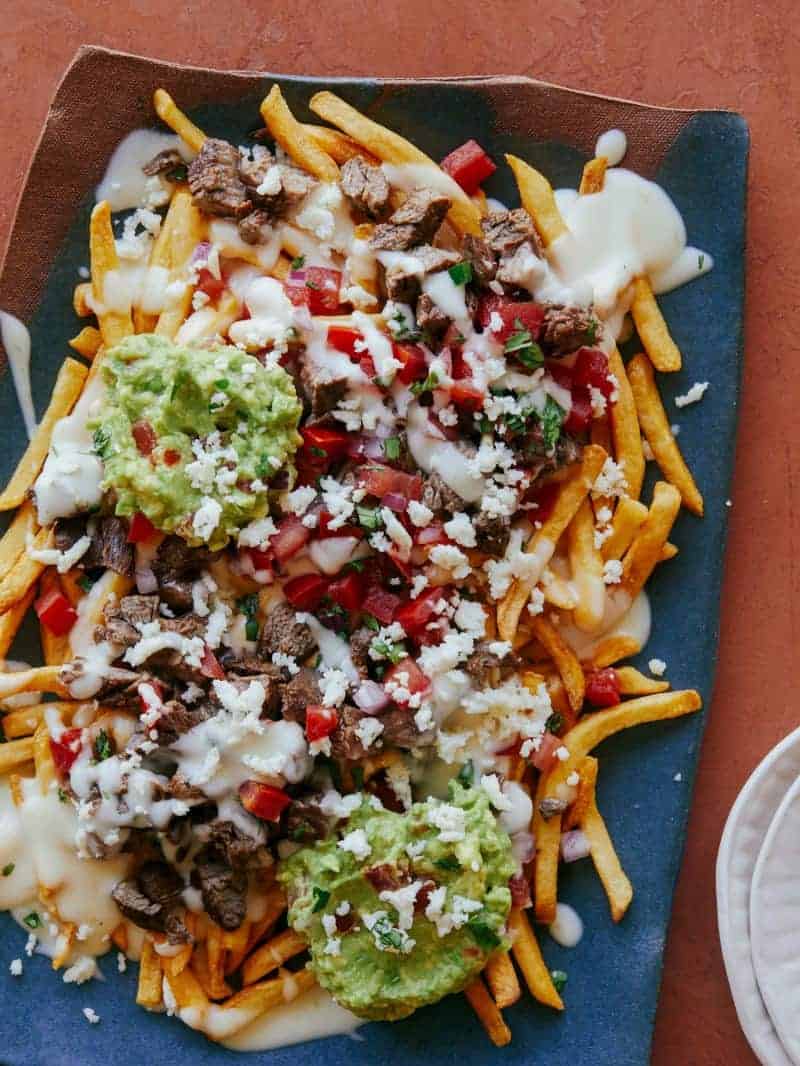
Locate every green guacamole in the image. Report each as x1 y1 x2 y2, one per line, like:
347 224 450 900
92 334 302 549
279 782 515 1021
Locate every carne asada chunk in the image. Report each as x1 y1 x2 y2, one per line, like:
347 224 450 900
111 861 189 942
285 797 330 843
348 626 374 678
258 602 317 662
473 510 511 557
329 705 373 761
188 138 251 218
152 535 215 581
420 471 466 516
415 293 450 338
205 820 271 871
299 358 349 416
238 208 273 245
159 576 194 613
464 640 514 687
538 797 568 820
56 515 135 577
142 148 185 177
149 699 212 746
383 244 460 304
194 857 248 931
371 188 451 251
379 704 433 749
340 156 391 217
281 668 321 723
461 234 497 284
59 661 142 702
97 594 159 646
540 304 599 355
481 207 542 258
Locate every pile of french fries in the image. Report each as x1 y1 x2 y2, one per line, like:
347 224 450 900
0 85 705 1046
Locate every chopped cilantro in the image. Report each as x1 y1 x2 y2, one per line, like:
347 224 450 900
448 261 473 286
77 574 95 593
585 319 598 344
256 453 275 478
23 912 41 930
310 446 328 458
391 309 421 342
352 766 365 790
93 729 114 762
311 886 331 913
57 788 69 803
245 618 259 641
2 863 14 877
373 914 405 951
237 593 259 618
214 378 230 390
344 559 366 573
356 505 382 532
291 255 306 270
92 426 111 459
457 759 475 787
551 969 568 993
539 396 565 451
371 639 406 664
305 280 320 290
504 318 544 369
433 855 461 872
362 613 380 632
546 711 564 735
410 370 440 397
467 916 502 951
383 437 401 461
165 163 188 183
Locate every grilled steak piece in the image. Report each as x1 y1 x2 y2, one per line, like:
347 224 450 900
329 705 372 761
188 138 251 218
371 188 451 251
481 208 542 257
420 471 465 516
142 148 184 177
383 244 460 303
258 603 317 662
473 511 511 556
348 627 374 678
540 304 599 355
194 858 247 931
238 208 273 245
462 234 497 284
205 820 270 871
111 861 189 942
281 668 320 723
285 798 330 843
340 156 390 217
299 359 349 416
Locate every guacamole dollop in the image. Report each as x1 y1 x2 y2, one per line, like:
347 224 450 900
92 334 302 549
279 782 515 1021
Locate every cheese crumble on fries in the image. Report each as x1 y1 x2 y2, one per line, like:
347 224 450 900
0 86 712 1048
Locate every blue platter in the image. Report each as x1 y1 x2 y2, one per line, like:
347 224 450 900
0 47 748 1066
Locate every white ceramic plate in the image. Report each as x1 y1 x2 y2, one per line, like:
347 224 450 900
716 725 800 1066
750 769 800 1065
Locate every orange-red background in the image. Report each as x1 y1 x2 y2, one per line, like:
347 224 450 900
3 3 798 1062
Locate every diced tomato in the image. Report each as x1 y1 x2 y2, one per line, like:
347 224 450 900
328 571 366 611
440 139 497 195
127 512 157 544
131 419 157 457
563 388 593 435
415 521 449 547
305 705 339 742
572 347 613 398
239 781 291 822
270 515 311 565
509 873 532 909
584 668 621 708
524 480 560 523
317 511 364 540
327 325 363 359
163 449 181 466
359 465 422 501
361 586 401 624
479 297 545 342
138 679 164 715
450 348 471 380
49 728 83 775
195 268 226 302
199 646 225 680
392 342 428 385
35 587 78 636
245 546 274 571
384 657 430 702
301 425 350 467
387 546 414 581
450 382 484 411
284 573 330 610
531 731 562 773
546 360 573 391
394 588 445 639
288 267 342 315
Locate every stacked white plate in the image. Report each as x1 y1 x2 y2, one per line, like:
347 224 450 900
717 725 800 1064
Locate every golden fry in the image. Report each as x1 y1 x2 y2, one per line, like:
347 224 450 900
508 908 563 1010
73 282 93 317
601 497 649 561
631 277 682 372
615 666 670 695
627 353 704 515
567 497 606 633
590 635 641 669
660 541 679 561
0 586 35 660
242 928 307 985
151 189 208 338
191 941 233 1000
0 664 67 700
2 700 80 740
463 976 512 1047
484 950 521 1009
90 201 134 348
607 347 645 501
582 793 634 922
223 965 315 1014
161 942 194 978
0 736 34 775
302 123 378 165
621 481 683 601
0 357 88 510
308 90 482 235
505 154 568 246
541 568 578 611
68 325 102 360
261 85 340 183
530 615 585 713
563 756 598 831
579 156 607 195
153 88 206 152
33 719 57 794
165 964 209 1014
0 526 54 612
0 501 37 574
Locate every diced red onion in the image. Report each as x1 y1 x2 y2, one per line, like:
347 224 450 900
288 269 307 282
135 567 159 595
560 828 591 864
354 680 391 714
381 492 408 513
416 525 446 545
362 436 386 461
511 831 535 867
309 536 359 576
190 240 212 265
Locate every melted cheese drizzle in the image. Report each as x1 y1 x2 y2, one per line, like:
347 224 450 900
0 311 36 439
96 129 193 213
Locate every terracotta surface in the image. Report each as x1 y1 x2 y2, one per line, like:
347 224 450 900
0 3 796 1062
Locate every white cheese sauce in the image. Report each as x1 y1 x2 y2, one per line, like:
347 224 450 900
222 984 363 1051
548 901 584 948
594 128 627 167
96 129 193 213
0 311 36 439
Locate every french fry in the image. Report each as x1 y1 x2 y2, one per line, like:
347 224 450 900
137 939 164 1008
0 736 34 774
607 346 645 501
9 773 23 807
579 156 608 195
615 666 670 695
508 907 564 1010
261 86 340 183
530 616 585 712
191 941 233 1000
0 357 88 511
242 888 287 961
567 498 605 633
205 923 232 1000
621 481 683 601
2 700 79 739
223 965 315 1014
631 277 682 372
498 445 607 642
270 253 293 282
484 950 521 1009
582 790 634 922
302 123 378 165
221 920 251 976
627 353 704 516
33 719 57 794
464 976 512 1047
472 187 489 217
660 541 679 561
0 664 68 700
601 496 649 561
590 635 641 669
505 154 568 246
165 964 209 1015
0 586 35 659
540 568 578 611
533 690 701 922
73 282 93 317
0 501 37 574
59 569 85 608
161 942 194 978
153 88 206 152
152 189 208 339
111 923 128 952
242 928 307 985
563 756 598 831
52 922 77 970
0 526 54 612
308 90 482 235
68 325 102 360
90 201 134 349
